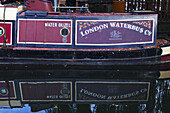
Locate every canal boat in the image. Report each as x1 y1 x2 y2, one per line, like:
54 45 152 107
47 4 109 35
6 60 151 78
0 0 163 76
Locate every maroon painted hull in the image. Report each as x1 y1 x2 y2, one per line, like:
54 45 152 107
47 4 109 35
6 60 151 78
161 55 170 70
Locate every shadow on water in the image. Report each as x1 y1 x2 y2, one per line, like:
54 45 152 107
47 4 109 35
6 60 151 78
44 80 170 113
0 69 169 113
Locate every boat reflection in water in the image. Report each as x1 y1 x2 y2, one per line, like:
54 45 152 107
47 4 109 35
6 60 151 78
0 71 169 113
0 0 170 112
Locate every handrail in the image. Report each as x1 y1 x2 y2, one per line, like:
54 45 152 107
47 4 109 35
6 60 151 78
53 6 90 13
54 6 88 9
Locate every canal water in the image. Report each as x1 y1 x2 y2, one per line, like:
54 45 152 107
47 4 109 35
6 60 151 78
0 78 169 113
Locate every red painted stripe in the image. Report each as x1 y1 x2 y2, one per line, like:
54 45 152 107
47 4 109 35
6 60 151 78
161 55 170 62
10 46 156 51
0 6 17 8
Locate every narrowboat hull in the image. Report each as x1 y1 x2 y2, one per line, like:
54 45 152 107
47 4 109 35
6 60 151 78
0 5 163 79
0 47 161 80
0 47 161 69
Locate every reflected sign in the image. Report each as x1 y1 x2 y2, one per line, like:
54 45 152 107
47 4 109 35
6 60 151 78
75 81 150 102
20 81 72 102
0 81 16 99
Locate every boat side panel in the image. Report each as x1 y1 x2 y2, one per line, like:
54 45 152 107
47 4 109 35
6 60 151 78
0 21 14 46
17 19 73 45
15 13 157 49
75 14 158 49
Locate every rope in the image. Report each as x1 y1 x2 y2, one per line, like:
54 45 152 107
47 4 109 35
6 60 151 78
5 80 11 108
3 5 7 48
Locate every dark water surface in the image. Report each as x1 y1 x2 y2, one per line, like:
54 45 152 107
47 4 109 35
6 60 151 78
0 78 169 113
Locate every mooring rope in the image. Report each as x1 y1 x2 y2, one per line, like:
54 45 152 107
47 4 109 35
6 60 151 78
5 80 11 108
3 4 7 48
